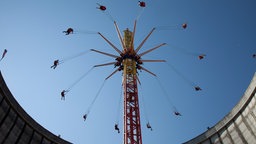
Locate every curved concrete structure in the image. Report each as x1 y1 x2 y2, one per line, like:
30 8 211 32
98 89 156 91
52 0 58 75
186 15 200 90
0 72 71 144
184 73 256 144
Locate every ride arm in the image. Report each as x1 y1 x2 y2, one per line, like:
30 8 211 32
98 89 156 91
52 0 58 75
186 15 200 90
138 43 166 57
94 62 116 67
98 32 122 54
135 27 156 53
90 49 119 58
130 20 137 47
140 66 156 77
114 21 125 49
105 68 119 80
141 60 166 62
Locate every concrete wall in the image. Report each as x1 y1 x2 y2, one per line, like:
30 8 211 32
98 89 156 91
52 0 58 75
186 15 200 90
183 73 256 144
0 72 72 144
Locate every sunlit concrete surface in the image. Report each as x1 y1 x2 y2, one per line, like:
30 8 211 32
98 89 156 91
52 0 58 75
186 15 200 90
0 72 71 144
184 73 256 144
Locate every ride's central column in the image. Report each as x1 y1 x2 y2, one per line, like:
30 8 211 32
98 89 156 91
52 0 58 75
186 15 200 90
122 29 142 144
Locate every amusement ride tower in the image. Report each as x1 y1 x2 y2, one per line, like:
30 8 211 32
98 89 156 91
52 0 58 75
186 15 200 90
92 21 166 144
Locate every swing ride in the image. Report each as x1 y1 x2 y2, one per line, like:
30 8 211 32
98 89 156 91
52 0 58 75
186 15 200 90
53 1 205 144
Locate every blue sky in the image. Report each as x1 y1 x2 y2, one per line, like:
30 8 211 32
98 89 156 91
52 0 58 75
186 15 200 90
0 0 255 144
